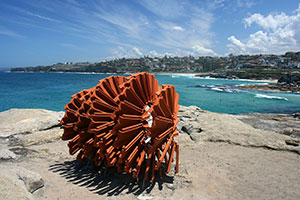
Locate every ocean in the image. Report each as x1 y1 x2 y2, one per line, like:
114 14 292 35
1 71 300 114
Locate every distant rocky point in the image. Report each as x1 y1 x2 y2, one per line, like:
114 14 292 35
238 72 300 93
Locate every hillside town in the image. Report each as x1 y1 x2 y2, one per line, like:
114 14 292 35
11 51 300 74
110 51 300 73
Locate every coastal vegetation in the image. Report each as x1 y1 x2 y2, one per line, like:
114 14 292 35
238 73 300 92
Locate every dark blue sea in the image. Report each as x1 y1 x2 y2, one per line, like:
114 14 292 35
1 71 300 114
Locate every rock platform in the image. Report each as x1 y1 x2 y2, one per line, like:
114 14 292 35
0 107 299 199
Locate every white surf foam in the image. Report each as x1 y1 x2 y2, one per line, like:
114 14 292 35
255 94 288 101
211 87 223 92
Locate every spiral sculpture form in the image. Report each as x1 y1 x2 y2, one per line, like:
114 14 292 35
60 72 179 181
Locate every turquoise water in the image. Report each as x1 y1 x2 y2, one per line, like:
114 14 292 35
0 71 300 114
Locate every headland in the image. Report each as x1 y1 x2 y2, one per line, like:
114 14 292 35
0 106 299 199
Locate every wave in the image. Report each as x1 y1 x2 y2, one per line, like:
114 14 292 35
213 87 243 93
255 94 288 101
235 82 269 87
211 87 224 92
188 84 244 93
169 74 213 79
199 76 216 79
255 83 269 85
235 78 276 83
209 86 243 93
170 74 195 78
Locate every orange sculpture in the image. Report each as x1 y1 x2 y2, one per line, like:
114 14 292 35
60 72 179 181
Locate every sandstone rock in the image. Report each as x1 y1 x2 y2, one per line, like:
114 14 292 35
1 107 300 199
17 127 63 147
0 175 32 200
179 105 189 112
189 131 203 142
137 194 153 200
188 105 203 112
180 122 194 134
178 106 300 154
0 109 64 138
0 148 18 160
176 133 192 145
0 166 44 200
11 166 44 193
176 120 184 132
293 112 300 119
234 113 300 138
178 105 203 120
178 106 204 141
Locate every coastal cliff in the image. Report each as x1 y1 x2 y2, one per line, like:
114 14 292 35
0 107 299 199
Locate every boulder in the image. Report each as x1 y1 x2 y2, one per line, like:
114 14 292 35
0 109 64 138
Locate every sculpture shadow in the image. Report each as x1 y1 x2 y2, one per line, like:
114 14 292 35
49 160 174 196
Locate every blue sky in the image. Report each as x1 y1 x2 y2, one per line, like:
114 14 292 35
1 0 300 68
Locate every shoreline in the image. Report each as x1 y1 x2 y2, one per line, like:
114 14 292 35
6 70 278 82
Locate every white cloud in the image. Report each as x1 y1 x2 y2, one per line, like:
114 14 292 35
5 0 218 58
148 50 161 57
227 36 246 51
26 11 60 23
236 0 254 9
172 26 184 31
7 6 60 23
111 46 146 58
138 0 184 18
137 0 215 54
192 45 217 56
133 47 143 56
207 0 225 9
111 45 217 59
228 4 300 54
244 13 290 31
208 0 254 10
94 4 149 40
0 27 23 38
